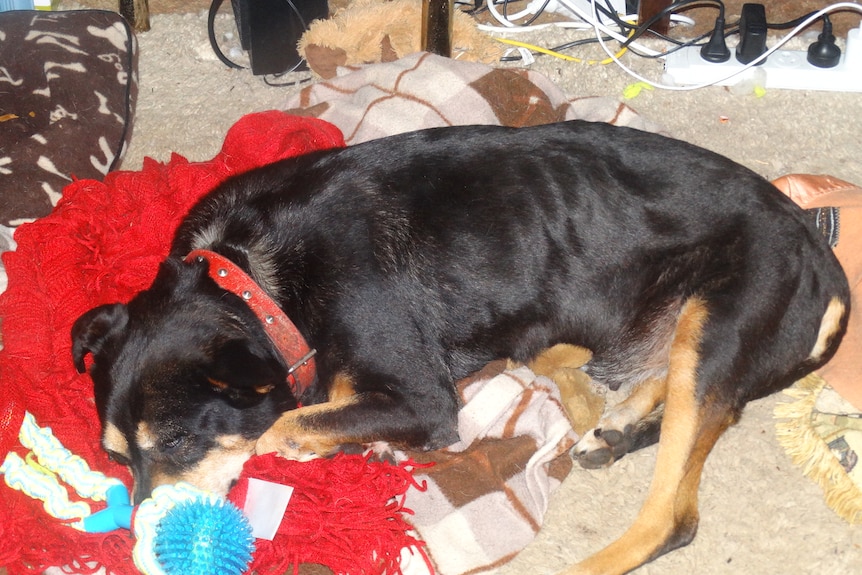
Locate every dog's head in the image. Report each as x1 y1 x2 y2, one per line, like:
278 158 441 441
71 258 296 503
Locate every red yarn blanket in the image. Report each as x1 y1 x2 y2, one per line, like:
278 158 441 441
0 111 426 574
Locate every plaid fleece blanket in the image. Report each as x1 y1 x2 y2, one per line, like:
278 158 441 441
285 51 661 145
281 52 661 575
400 362 578 575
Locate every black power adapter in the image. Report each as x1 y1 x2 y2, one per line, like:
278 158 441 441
231 0 329 75
736 3 768 65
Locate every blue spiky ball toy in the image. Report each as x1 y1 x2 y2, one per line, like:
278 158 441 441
133 483 255 575
154 497 254 575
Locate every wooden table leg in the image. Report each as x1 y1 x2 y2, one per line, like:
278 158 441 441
119 0 151 32
421 0 453 57
638 0 672 35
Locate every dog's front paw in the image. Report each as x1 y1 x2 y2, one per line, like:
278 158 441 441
255 410 345 462
255 431 321 461
570 425 633 469
254 419 326 462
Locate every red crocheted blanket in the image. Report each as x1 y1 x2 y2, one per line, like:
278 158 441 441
0 111 427 574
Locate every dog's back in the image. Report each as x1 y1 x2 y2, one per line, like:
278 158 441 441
177 120 847 401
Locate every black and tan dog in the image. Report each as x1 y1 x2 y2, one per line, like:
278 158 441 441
72 120 849 574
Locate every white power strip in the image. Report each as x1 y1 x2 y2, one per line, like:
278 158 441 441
664 25 862 92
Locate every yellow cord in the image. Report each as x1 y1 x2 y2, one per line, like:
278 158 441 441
495 21 635 65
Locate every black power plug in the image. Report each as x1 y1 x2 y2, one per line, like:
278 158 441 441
736 3 768 65
700 16 730 62
807 15 842 68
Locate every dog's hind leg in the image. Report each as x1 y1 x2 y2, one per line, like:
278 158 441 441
564 297 737 575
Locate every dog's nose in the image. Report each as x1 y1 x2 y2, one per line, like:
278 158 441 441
131 485 149 506
130 472 154 505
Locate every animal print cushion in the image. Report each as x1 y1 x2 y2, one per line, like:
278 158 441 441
0 9 137 227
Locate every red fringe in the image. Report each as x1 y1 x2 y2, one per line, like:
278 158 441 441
229 453 433 575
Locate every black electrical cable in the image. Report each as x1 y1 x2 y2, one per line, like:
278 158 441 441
634 28 715 58
262 72 313 87
464 0 487 16
768 11 819 30
621 0 726 49
552 35 616 53
279 0 312 75
208 0 314 81
595 0 638 33
499 34 617 62
521 0 553 27
284 0 308 30
625 4 827 55
208 0 245 70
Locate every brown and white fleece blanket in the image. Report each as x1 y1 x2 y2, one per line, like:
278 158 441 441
398 362 579 575
280 52 660 575
284 51 662 144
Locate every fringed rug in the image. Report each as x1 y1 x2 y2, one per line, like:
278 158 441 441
775 374 862 524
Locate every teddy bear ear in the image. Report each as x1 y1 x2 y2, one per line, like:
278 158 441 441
302 44 347 79
380 35 398 62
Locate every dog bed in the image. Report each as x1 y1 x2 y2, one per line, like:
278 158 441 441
0 9 137 296
0 111 342 573
0 10 137 227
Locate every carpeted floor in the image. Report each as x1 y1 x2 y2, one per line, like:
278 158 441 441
66 1 862 187
53 2 862 574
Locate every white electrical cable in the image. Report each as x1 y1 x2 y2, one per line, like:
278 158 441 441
557 0 654 48
589 0 862 90
478 20 595 33
671 14 696 27
484 0 663 56
478 10 691 34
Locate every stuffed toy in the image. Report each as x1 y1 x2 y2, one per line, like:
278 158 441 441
528 344 605 436
299 0 504 78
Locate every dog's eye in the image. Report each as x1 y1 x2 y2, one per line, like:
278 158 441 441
161 434 187 451
107 451 131 466
164 437 181 449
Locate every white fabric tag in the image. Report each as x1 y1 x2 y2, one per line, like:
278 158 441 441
242 478 294 540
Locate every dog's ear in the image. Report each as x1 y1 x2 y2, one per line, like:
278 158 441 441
71 304 129 373
206 339 286 408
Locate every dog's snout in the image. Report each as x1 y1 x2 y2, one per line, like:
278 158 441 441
129 462 157 505
130 477 152 506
